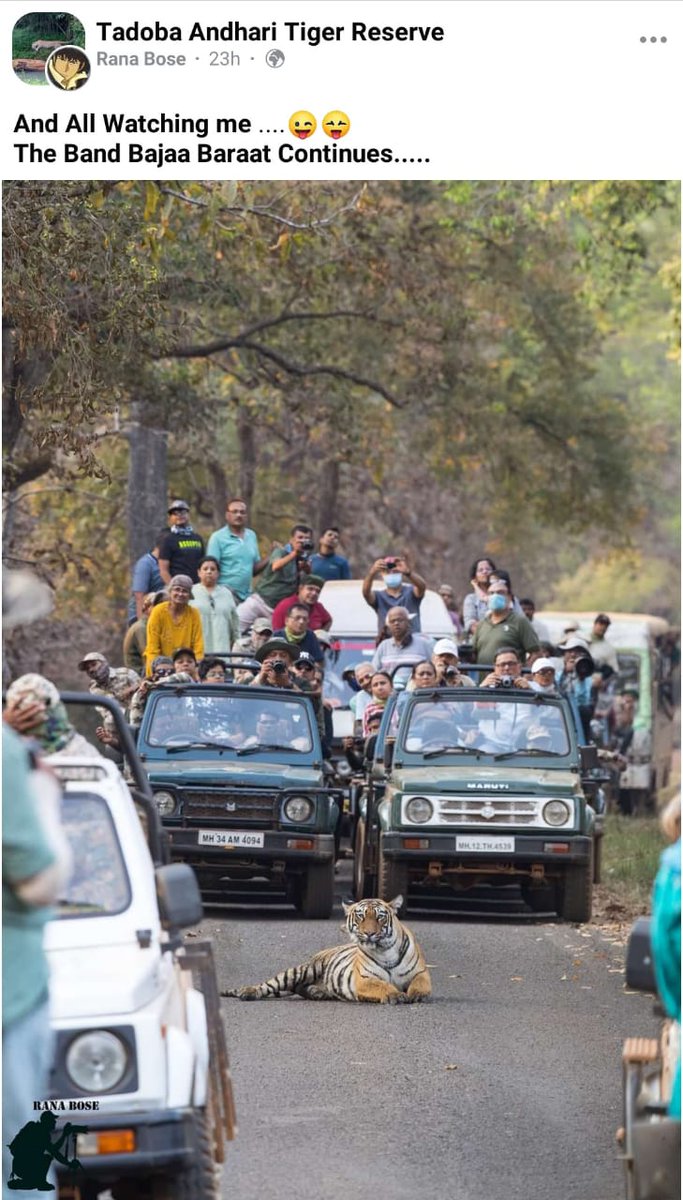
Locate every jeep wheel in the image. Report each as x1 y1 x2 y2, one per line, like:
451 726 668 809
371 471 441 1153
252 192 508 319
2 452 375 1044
555 853 593 923
148 1108 219 1200
353 817 376 900
520 883 554 914
300 860 334 918
378 837 409 910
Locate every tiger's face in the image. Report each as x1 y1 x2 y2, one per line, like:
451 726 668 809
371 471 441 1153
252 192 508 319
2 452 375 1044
343 896 403 945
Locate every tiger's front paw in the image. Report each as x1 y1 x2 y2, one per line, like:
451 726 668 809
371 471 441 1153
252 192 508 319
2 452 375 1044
386 991 411 1005
222 985 260 1001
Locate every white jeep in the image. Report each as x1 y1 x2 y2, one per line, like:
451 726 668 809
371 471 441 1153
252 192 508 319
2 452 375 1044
46 694 236 1200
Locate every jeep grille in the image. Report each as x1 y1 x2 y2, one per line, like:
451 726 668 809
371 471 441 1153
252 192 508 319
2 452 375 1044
182 791 277 826
439 798 538 825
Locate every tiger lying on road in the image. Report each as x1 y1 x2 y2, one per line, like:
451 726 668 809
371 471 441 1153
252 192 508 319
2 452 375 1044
221 895 432 1004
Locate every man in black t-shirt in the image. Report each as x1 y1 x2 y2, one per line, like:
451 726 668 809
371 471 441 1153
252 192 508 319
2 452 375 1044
158 499 205 585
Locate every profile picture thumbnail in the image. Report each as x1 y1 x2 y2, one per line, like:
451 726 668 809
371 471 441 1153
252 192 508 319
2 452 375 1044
46 45 90 90
12 11 85 86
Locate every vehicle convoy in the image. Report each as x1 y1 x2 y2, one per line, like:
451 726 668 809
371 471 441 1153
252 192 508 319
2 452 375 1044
47 694 236 1200
354 685 597 921
618 917 680 1200
136 682 342 917
538 610 677 808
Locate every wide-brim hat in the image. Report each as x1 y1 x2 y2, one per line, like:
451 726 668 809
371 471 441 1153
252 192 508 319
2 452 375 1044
255 638 300 663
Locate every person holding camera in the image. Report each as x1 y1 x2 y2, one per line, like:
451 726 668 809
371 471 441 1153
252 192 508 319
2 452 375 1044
479 647 533 690
249 639 302 690
557 638 596 741
237 523 314 634
432 638 468 686
362 551 427 636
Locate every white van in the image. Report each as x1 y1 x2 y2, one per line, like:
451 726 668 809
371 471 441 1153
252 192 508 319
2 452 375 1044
320 580 454 737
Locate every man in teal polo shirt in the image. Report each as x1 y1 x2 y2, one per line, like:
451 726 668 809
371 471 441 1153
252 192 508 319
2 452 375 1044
206 498 267 603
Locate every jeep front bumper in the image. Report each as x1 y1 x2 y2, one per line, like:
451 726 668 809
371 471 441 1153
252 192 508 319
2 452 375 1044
381 830 592 866
167 828 335 863
56 1106 197 1183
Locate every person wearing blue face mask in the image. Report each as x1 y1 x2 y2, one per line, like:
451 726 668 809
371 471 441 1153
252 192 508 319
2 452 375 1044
362 551 427 638
472 579 539 668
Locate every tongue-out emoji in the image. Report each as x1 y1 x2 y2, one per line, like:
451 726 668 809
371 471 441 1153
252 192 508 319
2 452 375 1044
322 110 351 140
288 111 317 139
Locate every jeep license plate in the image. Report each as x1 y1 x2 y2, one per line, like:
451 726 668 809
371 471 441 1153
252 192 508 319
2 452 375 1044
456 835 515 852
198 830 265 848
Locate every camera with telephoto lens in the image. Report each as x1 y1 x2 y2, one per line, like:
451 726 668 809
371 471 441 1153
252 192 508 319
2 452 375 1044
271 660 287 674
64 1123 89 1135
495 675 515 689
296 537 314 561
574 655 594 681
445 666 458 680
384 557 398 570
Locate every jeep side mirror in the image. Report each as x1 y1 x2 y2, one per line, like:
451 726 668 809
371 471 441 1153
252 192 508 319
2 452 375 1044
156 863 203 931
625 916 656 993
383 737 396 770
579 744 598 771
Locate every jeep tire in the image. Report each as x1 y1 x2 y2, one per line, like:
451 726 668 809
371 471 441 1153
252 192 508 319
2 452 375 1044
378 836 409 910
555 851 593 923
300 860 334 918
145 1108 219 1200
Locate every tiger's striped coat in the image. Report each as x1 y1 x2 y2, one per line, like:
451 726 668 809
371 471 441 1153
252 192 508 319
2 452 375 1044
221 896 431 1004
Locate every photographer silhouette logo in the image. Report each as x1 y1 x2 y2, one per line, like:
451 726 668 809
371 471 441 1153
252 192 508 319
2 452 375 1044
7 1111 88 1190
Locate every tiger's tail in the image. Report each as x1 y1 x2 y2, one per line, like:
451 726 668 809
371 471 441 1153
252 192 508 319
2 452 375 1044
221 956 323 1001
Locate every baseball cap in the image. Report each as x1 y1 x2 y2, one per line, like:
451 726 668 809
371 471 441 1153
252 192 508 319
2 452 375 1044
563 618 580 633
594 613 611 625
433 638 460 658
168 499 190 512
295 651 316 667
531 657 556 673
303 575 325 589
78 651 107 670
315 629 333 646
252 617 273 634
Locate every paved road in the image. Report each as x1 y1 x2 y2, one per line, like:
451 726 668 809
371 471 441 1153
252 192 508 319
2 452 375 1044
206 868 659 1200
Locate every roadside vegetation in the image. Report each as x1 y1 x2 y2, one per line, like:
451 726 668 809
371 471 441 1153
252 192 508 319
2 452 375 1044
599 813 668 916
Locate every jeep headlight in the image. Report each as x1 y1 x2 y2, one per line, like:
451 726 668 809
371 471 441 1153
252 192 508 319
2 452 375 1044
154 790 177 816
284 795 314 822
66 1031 128 1092
405 796 434 824
543 800 570 827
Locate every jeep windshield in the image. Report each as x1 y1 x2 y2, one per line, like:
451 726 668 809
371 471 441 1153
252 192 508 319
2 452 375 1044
144 692 314 755
399 694 571 760
56 794 131 918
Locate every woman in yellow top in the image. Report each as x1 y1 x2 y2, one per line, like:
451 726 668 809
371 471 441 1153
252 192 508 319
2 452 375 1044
144 575 204 676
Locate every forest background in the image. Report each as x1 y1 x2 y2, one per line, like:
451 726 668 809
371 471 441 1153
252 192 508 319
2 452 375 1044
2 179 680 682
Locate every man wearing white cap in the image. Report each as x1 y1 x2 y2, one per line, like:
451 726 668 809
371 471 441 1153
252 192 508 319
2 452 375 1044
432 638 467 686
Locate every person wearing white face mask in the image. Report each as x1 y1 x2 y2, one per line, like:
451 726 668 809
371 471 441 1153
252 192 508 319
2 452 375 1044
472 579 539 666
362 550 427 637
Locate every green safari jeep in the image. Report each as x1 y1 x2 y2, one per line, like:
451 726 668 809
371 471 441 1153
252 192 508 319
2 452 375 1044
355 686 596 922
137 682 342 917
